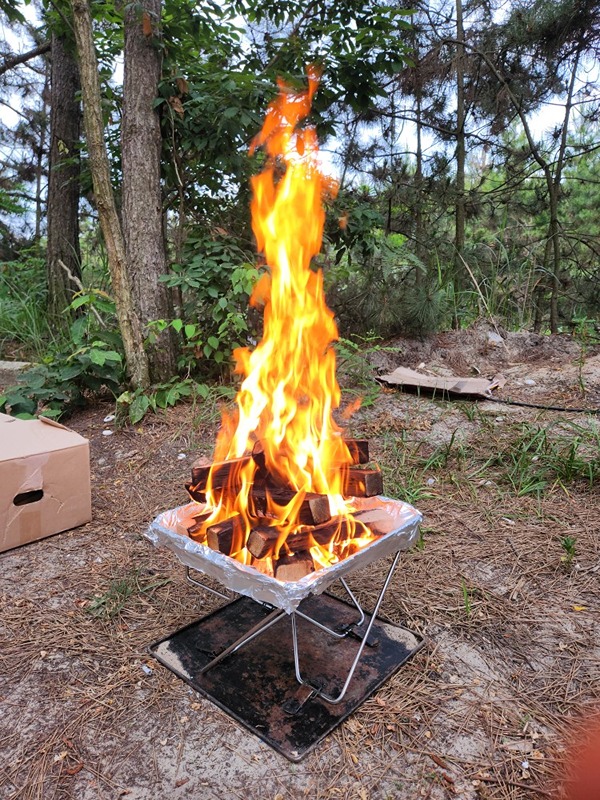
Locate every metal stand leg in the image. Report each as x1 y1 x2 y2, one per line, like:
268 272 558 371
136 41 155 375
291 550 402 705
199 607 286 674
185 566 232 600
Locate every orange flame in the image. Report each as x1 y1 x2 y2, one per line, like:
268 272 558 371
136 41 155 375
199 69 369 563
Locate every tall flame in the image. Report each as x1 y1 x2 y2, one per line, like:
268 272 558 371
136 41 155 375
205 69 357 550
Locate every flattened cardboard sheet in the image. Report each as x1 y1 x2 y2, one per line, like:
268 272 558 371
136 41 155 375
378 366 505 399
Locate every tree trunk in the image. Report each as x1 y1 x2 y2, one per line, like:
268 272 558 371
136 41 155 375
122 0 177 382
414 57 425 288
453 0 466 326
548 185 561 334
47 31 82 320
35 63 50 249
71 0 150 389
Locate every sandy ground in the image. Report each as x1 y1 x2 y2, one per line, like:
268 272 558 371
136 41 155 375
1 325 599 800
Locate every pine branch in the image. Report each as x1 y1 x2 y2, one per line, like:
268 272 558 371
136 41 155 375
0 42 51 77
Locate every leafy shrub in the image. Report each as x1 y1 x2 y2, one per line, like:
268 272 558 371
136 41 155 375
117 376 209 424
159 233 260 371
0 290 124 419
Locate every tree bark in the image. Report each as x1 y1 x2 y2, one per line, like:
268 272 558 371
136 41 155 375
71 0 150 389
122 0 177 382
414 47 425 287
34 62 50 249
47 31 82 320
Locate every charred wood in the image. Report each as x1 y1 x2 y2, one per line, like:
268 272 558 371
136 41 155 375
344 438 370 465
190 455 252 490
250 487 331 526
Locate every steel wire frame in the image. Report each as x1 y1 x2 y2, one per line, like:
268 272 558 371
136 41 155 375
184 553 400 704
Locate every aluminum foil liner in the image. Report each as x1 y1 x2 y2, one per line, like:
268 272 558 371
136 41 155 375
145 497 422 614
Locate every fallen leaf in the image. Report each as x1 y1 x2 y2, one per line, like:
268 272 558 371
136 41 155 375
572 604 587 612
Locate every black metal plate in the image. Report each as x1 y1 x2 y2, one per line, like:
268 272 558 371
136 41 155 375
150 594 424 762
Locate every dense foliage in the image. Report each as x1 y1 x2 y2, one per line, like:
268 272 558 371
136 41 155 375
0 0 599 418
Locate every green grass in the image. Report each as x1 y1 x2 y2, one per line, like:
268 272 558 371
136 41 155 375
0 269 64 360
87 569 171 619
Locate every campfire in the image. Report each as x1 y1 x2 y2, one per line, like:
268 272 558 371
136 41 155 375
182 70 391 582
147 72 422 745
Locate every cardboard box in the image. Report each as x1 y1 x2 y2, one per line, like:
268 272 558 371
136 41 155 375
0 413 92 553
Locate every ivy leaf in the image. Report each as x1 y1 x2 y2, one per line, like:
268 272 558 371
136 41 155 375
129 394 150 424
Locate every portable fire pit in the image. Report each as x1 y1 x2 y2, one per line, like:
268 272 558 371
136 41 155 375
146 73 424 760
146 485 423 760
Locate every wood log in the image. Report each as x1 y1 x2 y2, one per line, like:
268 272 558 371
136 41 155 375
247 515 363 559
190 455 252 491
274 551 315 582
251 441 296 491
205 515 244 556
246 526 281 559
185 481 208 504
187 510 213 538
250 487 331 526
343 467 383 497
250 556 274 577
344 438 370 465
353 508 397 536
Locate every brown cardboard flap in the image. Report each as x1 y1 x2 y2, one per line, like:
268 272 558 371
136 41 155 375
0 417 91 553
38 415 69 431
378 367 506 399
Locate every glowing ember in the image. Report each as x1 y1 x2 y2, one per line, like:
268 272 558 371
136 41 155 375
189 69 376 570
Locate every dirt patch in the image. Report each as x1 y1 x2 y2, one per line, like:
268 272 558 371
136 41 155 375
1 328 599 800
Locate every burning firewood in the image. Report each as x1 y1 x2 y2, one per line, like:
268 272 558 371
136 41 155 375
179 77 396 581
344 467 384 498
206 516 245 556
246 518 339 560
250 487 331 526
188 456 253 502
250 556 274 577
187 510 213 538
190 455 252 488
274 551 315 581
344 438 370 465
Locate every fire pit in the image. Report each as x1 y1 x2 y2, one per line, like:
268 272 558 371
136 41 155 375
147 498 423 760
146 70 424 760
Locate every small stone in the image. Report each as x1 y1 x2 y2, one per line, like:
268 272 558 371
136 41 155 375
487 331 504 346
102 430 113 437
